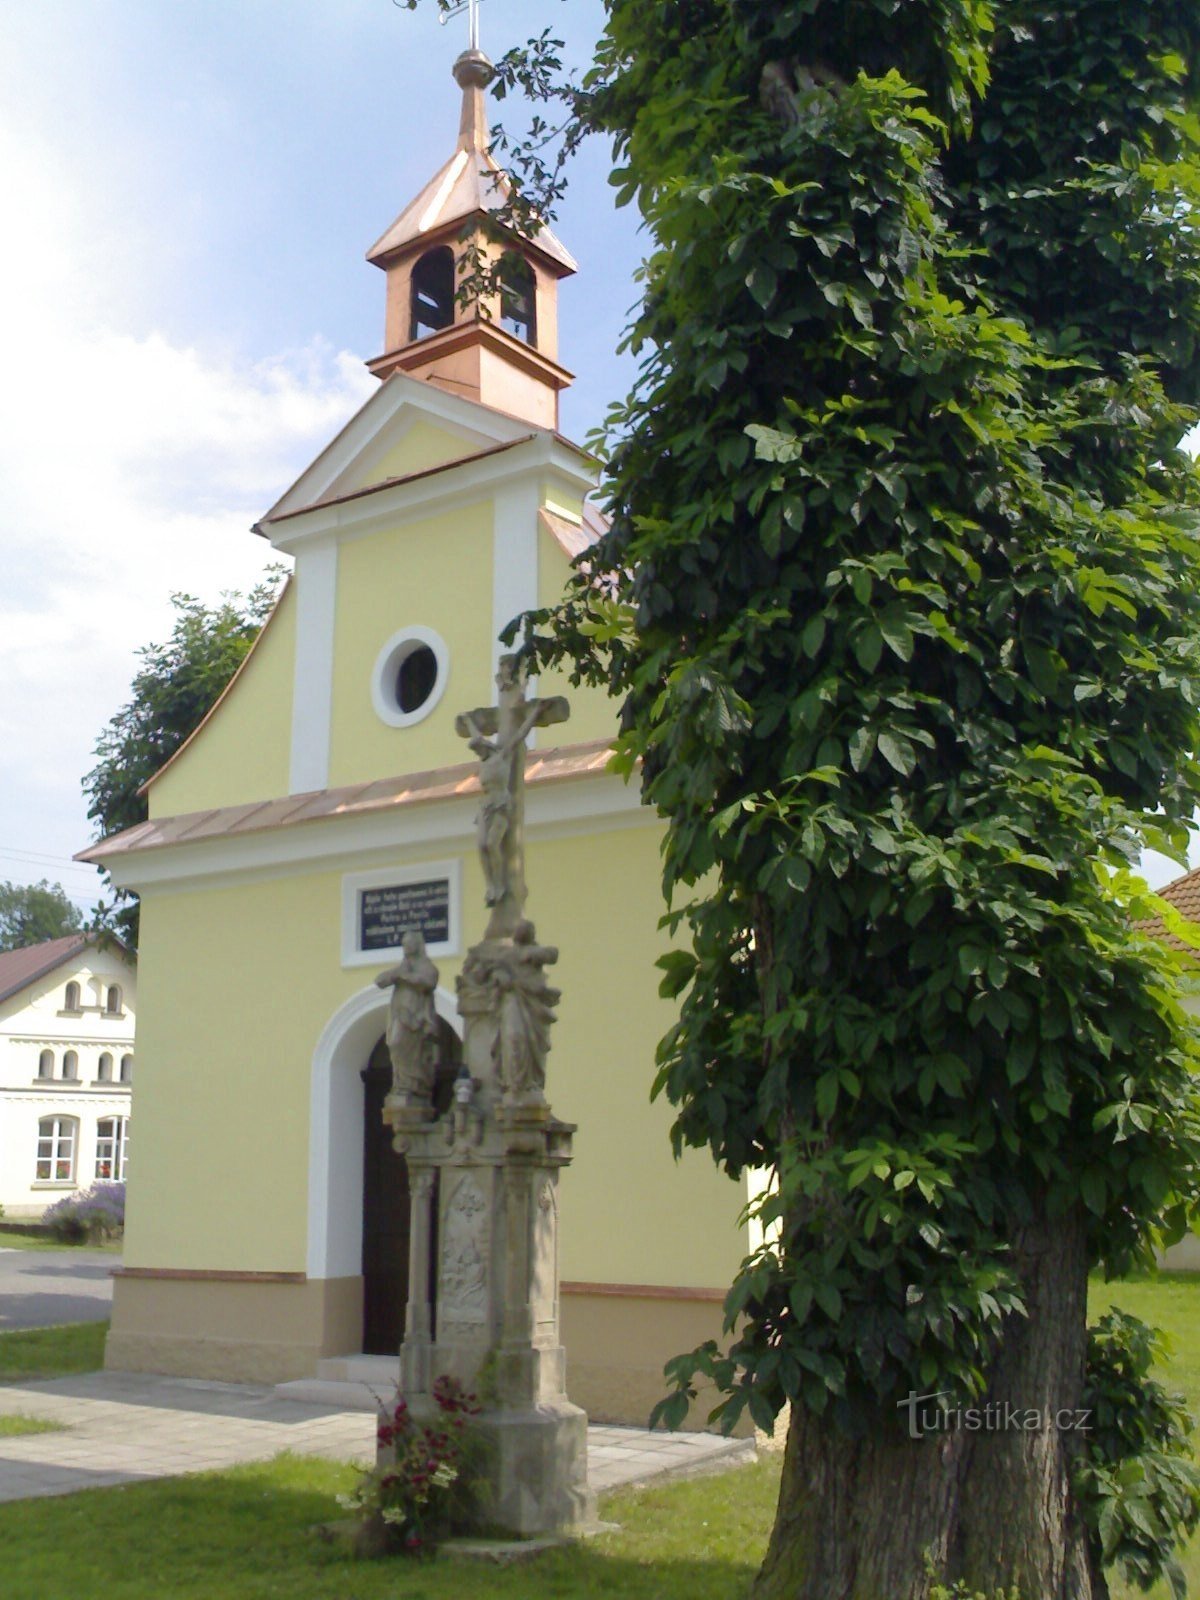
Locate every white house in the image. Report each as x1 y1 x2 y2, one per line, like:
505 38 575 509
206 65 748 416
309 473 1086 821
0 935 136 1219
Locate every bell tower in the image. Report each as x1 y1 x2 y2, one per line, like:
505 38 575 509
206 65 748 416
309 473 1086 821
365 49 578 429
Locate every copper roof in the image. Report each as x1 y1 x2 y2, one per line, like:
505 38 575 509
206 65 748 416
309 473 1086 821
539 504 607 561
79 740 618 865
366 54 577 277
0 934 90 1007
1139 867 1200 956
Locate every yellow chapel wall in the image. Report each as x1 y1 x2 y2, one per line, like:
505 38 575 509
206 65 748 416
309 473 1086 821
327 503 495 787
340 419 486 494
123 817 745 1292
148 581 297 820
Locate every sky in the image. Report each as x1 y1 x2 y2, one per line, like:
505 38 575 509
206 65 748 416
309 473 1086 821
0 0 644 918
0 0 1189 918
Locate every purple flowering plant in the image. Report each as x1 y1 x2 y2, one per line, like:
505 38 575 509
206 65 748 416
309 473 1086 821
43 1182 125 1243
338 1375 481 1556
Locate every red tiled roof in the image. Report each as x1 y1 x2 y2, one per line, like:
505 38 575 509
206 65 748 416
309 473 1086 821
0 934 89 1007
1137 867 1200 957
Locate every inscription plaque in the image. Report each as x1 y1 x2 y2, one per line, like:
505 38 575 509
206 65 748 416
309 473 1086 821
359 879 450 953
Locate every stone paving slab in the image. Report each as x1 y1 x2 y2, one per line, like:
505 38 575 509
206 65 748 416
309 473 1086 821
0 1371 753 1504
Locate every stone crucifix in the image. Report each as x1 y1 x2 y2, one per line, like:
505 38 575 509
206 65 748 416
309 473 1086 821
455 654 568 938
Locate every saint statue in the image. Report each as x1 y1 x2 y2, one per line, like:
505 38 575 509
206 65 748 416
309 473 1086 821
375 930 440 1102
491 920 560 1100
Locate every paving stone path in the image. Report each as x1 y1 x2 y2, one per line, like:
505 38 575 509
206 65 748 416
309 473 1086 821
0 1370 753 1503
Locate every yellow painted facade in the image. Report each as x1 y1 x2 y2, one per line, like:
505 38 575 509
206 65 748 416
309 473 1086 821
328 504 494 785
344 417 487 491
126 821 744 1292
149 582 297 820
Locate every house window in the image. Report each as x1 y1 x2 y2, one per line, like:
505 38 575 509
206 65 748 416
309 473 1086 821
95 1117 129 1182
36 1117 77 1183
499 252 537 345
119 1054 133 1084
61 1050 79 1082
410 246 455 340
37 1049 54 1080
97 1052 113 1083
63 981 81 1012
105 985 122 1014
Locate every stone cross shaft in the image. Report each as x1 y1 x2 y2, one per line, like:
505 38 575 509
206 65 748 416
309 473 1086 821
454 654 568 940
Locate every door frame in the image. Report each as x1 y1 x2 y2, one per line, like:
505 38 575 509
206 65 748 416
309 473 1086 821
306 982 461 1284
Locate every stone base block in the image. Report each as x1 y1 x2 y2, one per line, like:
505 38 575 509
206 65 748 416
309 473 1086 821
472 1400 595 1537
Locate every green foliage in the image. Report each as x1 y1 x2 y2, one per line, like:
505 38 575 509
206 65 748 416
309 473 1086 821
0 880 83 951
84 574 284 945
1076 1311 1200 1600
503 0 1200 1456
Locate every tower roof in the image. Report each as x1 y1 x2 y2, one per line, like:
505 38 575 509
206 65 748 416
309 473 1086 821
366 50 577 277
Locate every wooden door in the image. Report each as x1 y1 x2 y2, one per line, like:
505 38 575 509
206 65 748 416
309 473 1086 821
361 1038 410 1355
360 1022 463 1355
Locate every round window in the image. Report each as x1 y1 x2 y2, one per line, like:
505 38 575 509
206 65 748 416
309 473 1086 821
371 627 449 728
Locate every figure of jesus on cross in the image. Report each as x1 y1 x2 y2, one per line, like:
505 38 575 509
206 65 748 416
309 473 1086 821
456 654 569 937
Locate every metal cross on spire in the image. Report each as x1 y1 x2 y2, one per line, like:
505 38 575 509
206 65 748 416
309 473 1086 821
440 0 483 52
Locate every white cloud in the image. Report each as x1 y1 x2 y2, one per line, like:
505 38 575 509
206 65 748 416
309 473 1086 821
0 114 373 898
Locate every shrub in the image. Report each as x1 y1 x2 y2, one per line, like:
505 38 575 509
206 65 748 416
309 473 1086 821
1075 1310 1200 1600
338 1376 481 1557
42 1183 125 1244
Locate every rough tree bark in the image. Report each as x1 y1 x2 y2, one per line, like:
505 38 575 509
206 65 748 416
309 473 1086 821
753 1209 1104 1600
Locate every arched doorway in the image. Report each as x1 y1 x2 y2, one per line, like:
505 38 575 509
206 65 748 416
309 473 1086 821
359 1018 461 1354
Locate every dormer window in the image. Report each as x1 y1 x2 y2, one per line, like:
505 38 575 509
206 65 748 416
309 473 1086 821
63 981 81 1012
499 253 537 346
106 985 122 1015
410 246 455 340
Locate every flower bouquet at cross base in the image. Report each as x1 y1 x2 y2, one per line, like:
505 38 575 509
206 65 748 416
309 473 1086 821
338 1375 482 1557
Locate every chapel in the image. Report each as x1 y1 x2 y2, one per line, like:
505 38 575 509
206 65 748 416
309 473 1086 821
81 42 749 1425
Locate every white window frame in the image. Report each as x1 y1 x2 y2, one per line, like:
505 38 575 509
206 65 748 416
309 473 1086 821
340 858 461 968
369 625 450 729
36 1117 78 1184
95 1116 129 1182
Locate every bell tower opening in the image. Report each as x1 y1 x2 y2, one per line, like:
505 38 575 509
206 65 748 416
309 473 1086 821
364 46 578 426
499 252 537 346
410 246 456 341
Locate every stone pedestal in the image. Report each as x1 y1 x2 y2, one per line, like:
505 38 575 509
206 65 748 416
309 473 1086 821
384 1064 594 1534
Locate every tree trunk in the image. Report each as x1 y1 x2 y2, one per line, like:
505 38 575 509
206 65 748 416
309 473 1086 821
751 1208 1107 1600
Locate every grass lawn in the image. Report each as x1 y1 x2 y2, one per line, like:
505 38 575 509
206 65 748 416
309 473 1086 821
0 1284 1196 1597
0 1227 121 1253
0 1452 776 1600
0 1320 108 1384
0 1414 64 1437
